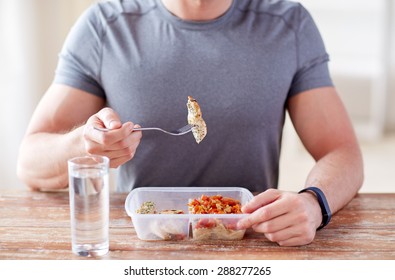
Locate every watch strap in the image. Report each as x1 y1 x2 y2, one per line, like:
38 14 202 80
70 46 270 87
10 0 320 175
299 186 332 230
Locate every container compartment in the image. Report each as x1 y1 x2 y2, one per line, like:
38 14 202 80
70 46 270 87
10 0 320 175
125 187 253 241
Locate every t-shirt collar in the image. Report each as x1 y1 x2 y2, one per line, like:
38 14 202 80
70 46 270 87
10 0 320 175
155 0 236 30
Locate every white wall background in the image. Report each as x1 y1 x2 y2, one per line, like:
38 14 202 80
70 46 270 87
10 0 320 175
301 0 395 139
0 0 394 192
280 0 395 193
0 0 94 189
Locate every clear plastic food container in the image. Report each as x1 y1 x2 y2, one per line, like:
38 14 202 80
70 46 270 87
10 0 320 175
125 187 253 241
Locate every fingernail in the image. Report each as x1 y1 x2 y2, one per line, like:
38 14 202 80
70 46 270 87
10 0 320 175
108 120 117 129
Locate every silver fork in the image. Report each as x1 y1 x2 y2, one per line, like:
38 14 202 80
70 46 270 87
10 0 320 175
94 124 194 136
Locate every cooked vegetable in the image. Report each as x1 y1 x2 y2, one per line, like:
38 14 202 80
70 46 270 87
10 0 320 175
188 194 242 214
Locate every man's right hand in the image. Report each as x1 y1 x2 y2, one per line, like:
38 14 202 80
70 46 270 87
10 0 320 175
83 107 142 168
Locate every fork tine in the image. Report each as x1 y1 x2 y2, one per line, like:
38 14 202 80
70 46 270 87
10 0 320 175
172 124 194 135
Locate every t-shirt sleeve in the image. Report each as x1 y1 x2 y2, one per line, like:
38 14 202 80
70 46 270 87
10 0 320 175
53 4 106 98
287 4 333 97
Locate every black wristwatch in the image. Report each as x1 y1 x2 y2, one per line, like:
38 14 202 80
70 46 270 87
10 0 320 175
298 186 332 230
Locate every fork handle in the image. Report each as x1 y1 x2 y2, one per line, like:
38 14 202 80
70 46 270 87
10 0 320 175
132 127 158 131
133 127 181 135
94 126 164 132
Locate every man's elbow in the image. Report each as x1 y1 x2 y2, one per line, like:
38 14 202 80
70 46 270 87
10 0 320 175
16 160 41 191
16 160 68 191
352 144 364 192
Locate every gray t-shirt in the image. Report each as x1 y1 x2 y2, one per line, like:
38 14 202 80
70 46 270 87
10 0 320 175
54 0 333 192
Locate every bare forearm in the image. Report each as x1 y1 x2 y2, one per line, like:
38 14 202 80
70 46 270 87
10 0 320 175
17 126 85 190
304 143 364 215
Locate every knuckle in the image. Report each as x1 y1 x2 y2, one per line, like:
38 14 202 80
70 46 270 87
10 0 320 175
82 127 89 139
243 216 254 228
118 138 129 149
109 161 120 168
266 188 279 196
85 144 97 154
294 196 305 208
131 131 142 141
303 231 315 245
83 126 95 141
258 222 270 233
300 223 315 242
127 146 136 155
87 147 100 154
260 208 270 220
265 222 276 233
100 107 113 115
265 232 277 242
298 210 310 224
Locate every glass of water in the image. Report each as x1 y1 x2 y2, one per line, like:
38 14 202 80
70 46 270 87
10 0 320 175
68 155 110 257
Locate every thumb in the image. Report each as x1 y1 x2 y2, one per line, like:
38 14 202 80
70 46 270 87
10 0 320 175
96 107 122 129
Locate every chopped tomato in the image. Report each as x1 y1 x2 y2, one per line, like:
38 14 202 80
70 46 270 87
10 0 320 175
188 195 242 214
195 218 217 229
